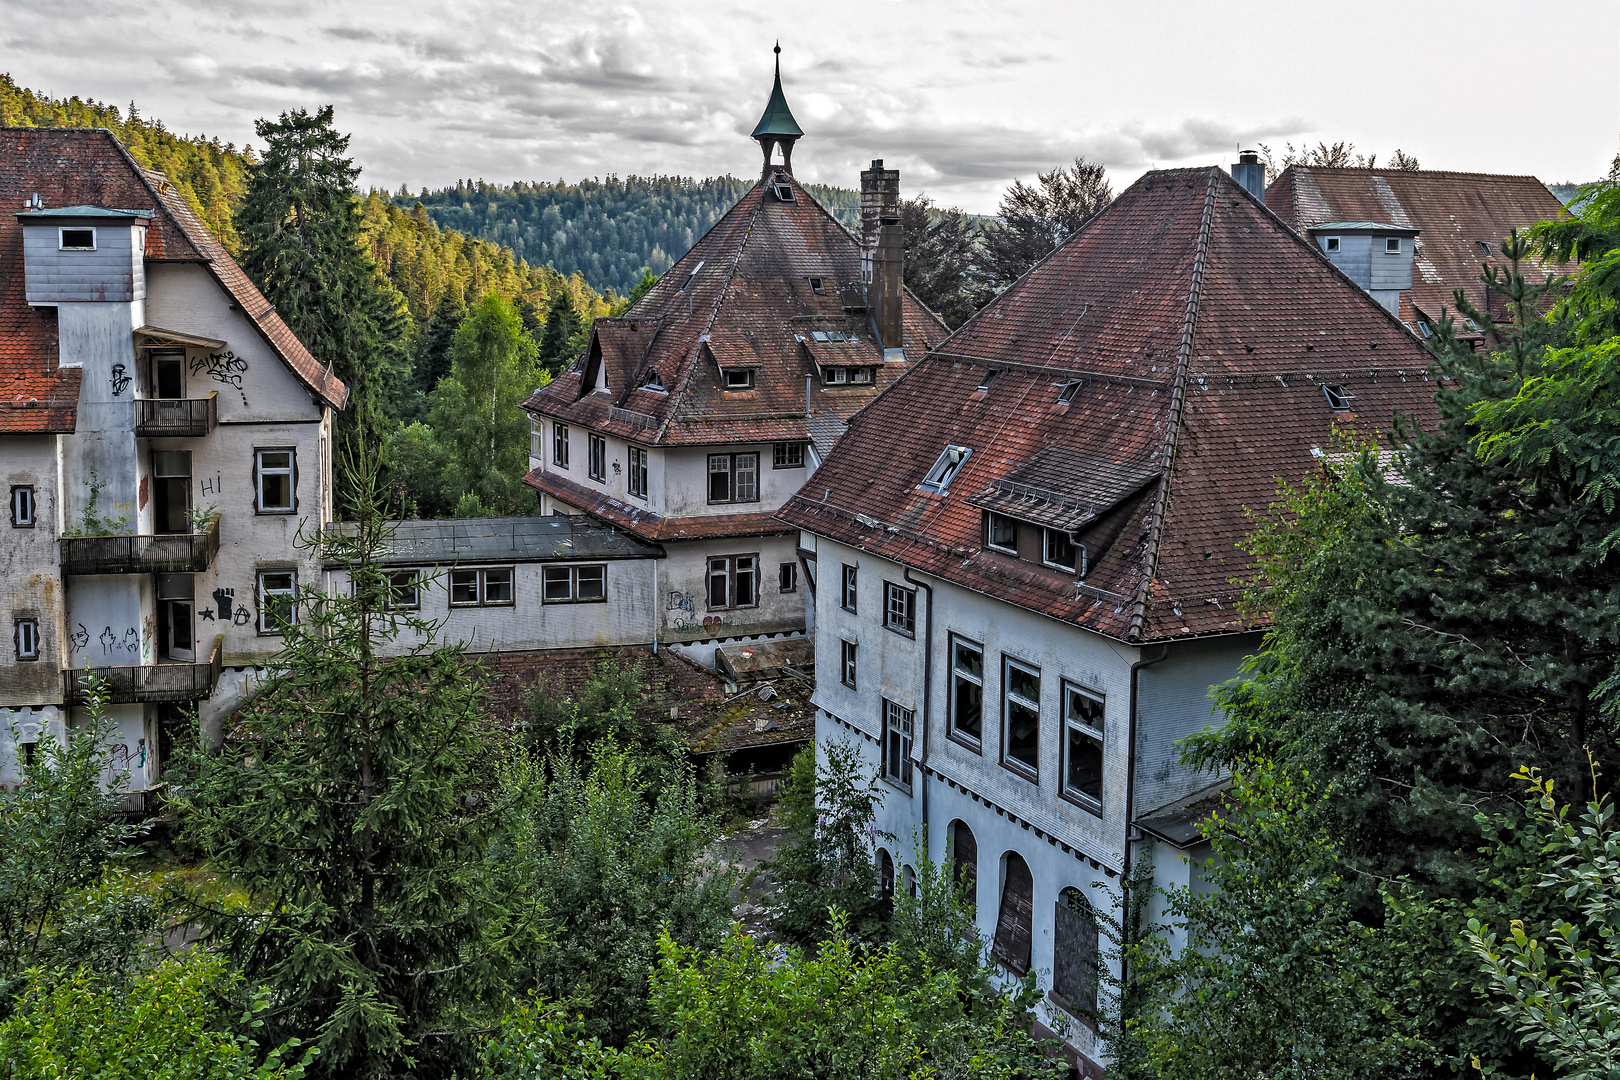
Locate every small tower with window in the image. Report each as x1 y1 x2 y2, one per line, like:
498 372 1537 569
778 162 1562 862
752 43 803 177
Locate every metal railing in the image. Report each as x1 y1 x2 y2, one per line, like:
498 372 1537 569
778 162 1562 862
60 515 220 576
986 478 1096 516
135 393 217 437
610 406 659 430
62 634 223 705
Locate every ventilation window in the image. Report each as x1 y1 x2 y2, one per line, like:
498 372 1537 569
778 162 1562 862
808 277 825 294
1058 381 1082 405
679 259 705 291
1322 236 1341 253
59 228 95 251
1477 241 1494 256
919 445 971 493
723 368 755 390
1323 384 1351 411
1385 237 1402 253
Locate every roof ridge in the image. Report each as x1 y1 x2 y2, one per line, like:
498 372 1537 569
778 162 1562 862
1288 164 1549 183
1127 168 1219 642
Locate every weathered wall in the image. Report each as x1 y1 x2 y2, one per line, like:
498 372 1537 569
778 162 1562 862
0 437 65 706
1132 633 1254 815
662 443 808 518
657 535 805 644
21 221 145 304
59 301 140 528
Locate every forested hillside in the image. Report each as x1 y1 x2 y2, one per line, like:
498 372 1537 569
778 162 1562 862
404 175 862 295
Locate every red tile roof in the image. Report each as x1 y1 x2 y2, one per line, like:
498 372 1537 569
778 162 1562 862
527 468 790 542
523 173 945 451
1265 166 1566 329
780 166 1445 644
0 127 347 420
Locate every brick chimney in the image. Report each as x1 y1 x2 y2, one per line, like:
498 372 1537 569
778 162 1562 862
860 160 904 353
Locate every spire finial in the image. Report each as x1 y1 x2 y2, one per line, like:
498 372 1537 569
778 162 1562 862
753 41 803 176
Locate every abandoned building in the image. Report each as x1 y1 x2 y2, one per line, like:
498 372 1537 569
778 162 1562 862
521 47 948 670
780 162 1448 1072
0 126 348 799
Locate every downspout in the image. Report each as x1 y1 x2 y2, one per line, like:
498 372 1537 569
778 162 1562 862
651 557 659 654
904 567 934 848
1122 643 1171 878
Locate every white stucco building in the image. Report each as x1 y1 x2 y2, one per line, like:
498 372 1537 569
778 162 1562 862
0 127 348 800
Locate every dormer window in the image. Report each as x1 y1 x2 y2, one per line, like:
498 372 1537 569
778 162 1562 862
723 369 755 390
986 512 1018 554
851 367 873 385
825 366 847 384
1384 237 1402 254
808 276 825 294
679 260 705 292
1323 384 1351 411
641 370 665 392
1323 237 1341 253
919 445 971 494
59 228 95 251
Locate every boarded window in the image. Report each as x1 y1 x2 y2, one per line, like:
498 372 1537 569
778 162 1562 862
1053 887 1099 1017
991 852 1033 975
950 820 978 912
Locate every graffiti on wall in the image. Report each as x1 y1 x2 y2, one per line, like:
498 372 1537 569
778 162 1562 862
190 350 249 406
68 623 90 654
665 590 696 617
109 362 132 398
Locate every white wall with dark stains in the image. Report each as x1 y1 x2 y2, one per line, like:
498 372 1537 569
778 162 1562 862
0 436 66 707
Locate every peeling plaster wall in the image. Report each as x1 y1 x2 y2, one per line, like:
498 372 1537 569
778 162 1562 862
0 436 65 706
656 535 805 645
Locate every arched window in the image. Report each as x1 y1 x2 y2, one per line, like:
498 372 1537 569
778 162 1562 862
949 819 978 913
1053 886 1100 1016
903 864 917 899
991 852 1034 975
878 848 895 903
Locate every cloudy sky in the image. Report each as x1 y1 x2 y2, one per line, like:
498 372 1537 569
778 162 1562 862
5 0 1615 212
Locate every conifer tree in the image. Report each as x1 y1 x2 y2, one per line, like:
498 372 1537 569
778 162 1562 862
980 157 1112 292
174 457 541 1079
537 288 583 375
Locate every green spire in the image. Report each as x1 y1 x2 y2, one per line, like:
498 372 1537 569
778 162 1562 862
751 43 804 138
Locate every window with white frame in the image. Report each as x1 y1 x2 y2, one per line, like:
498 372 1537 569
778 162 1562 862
529 416 542 457
1062 681 1105 808
257 569 298 633
14 618 40 661
58 227 95 251
840 639 857 689
950 635 984 745
706 555 758 609
986 512 1017 554
552 423 570 468
1323 236 1341 253
841 564 858 612
10 485 35 528
773 442 804 469
707 453 759 504
589 434 607 481
628 446 648 499
1385 237 1402 253
449 567 514 607
884 582 916 637
1002 656 1040 778
542 564 607 604
1043 528 1078 572
255 449 294 513
919 445 971 493
723 369 755 390
388 571 419 610
882 700 914 790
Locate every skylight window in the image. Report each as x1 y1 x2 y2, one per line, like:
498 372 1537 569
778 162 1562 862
774 183 796 202
641 370 665 392
679 259 705 291
1477 241 1494 256
808 277 825 294
1058 381 1082 405
1323 384 1351 411
976 369 997 392
919 445 971 493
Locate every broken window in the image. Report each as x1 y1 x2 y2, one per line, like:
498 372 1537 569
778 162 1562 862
882 700 914 790
883 582 916 637
257 569 298 633
991 852 1034 975
706 555 758 610
707 453 759 504
723 368 755 390
1043 528 1078 572
1062 682 1105 807
950 820 978 912
841 564 858 612
950 636 984 744
1323 236 1341 253
986 512 1018 554
919 445 971 493
1052 887 1099 1015
1002 657 1040 778
840 639 857 689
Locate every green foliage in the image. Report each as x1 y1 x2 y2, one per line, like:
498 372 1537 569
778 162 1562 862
173 459 539 1078
763 739 891 945
538 286 586 375
491 742 735 1046
475 998 618 1079
0 687 150 1002
62 466 130 537
980 158 1113 291
900 195 985 329
1465 766 1620 1080
518 655 685 787
0 73 253 252
1119 762 1425 1079
0 949 311 1079
626 916 1068 1080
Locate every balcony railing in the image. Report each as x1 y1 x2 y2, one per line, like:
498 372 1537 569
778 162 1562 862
135 393 217 438
60 515 220 576
62 634 223 705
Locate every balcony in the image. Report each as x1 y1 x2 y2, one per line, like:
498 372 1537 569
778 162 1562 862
135 393 217 438
62 634 223 705
60 515 220 576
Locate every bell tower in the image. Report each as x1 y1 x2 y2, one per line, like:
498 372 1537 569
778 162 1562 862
751 43 804 177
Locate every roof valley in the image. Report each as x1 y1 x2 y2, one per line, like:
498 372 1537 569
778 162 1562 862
1126 170 1218 642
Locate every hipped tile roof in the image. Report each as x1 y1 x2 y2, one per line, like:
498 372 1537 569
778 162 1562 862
780 166 1444 644
1266 166 1566 329
0 127 347 427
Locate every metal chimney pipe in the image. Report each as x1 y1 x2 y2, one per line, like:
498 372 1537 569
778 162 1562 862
1231 150 1266 202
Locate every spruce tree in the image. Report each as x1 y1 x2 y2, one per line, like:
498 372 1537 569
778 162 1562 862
174 458 540 1078
537 288 582 375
